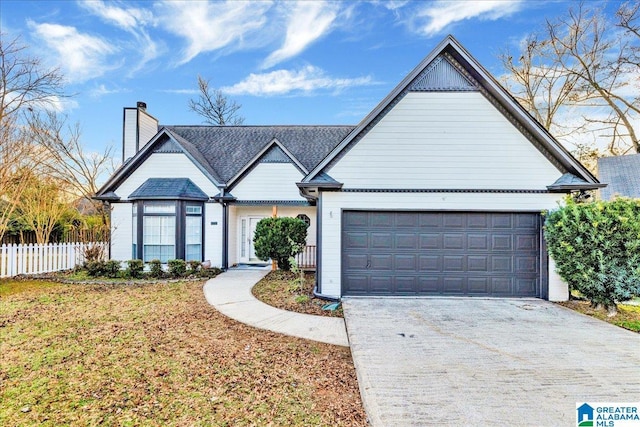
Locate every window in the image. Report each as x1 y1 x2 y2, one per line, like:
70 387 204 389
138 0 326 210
296 214 311 227
185 204 203 262
133 201 203 262
142 202 176 262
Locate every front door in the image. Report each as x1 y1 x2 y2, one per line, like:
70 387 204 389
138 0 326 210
239 216 265 263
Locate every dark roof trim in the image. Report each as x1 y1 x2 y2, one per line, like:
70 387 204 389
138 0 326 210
95 129 222 198
341 188 552 194
296 181 343 190
232 200 311 206
226 138 308 189
212 193 237 202
547 173 606 192
303 35 600 187
128 178 209 201
93 191 120 201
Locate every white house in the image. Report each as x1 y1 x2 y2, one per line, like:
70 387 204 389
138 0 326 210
95 36 603 301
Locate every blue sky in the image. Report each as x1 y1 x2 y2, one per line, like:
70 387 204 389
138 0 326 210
1 0 622 160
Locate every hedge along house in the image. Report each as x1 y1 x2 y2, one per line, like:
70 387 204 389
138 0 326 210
96 36 603 301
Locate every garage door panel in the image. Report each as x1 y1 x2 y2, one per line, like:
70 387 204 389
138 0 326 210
419 213 443 228
492 235 512 251
443 234 464 249
468 234 488 250
467 213 489 228
396 233 419 249
468 256 488 271
419 255 441 271
396 276 416 293
418 276 441 292
443 255 465 271
342 211 541 297
371 254 392 270
443 277 465 293
492 256 513 272
344 232 368 249
396 212 419 227
371 212 393 227
371 233 393 249
444 214 464 227
370 276 393 293
468 277 489 293
516 235 537 251
344 254 368 269
420 233 441 249
395 255 417 271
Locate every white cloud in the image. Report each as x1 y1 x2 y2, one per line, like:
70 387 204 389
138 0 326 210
157 88 199 95
262 1 339 69
78 0 154 30
78 0 159 75
155 0 272 65
222 65 375 96
27 20 119 82
412 0 524 36
89 84 130 98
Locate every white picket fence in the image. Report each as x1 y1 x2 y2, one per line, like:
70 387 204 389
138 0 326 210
0 242 108 278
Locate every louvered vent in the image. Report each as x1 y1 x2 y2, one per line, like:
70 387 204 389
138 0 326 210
410 54 477 91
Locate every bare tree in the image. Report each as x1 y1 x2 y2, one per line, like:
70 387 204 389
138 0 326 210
500 34 583 137
501 3 640 159
188 75 244 125
0 35 66 241
26 111 115 225
0 35 66 124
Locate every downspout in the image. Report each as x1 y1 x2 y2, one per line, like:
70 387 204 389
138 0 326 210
222 202 228 270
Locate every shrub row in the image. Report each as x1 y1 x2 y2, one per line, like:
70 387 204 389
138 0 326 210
83 259 221 279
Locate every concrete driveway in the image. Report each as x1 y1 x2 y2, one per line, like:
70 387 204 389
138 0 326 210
343 298 640 426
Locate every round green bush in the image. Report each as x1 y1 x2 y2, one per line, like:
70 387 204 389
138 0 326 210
253 217 307 271
544 197 640 312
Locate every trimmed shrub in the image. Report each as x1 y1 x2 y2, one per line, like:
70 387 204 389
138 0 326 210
85 260 106 277
187 260 201 274
168 259 187 278
544 197 640 314
253 217 307 271
104 260 122 278
125 259 144 279
149 259 164 279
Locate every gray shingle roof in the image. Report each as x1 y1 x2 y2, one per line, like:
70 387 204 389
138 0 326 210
163 125 354 183
129 178 209 200
598 154 640 200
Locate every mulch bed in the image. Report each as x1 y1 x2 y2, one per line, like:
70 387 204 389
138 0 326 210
252 270 343 317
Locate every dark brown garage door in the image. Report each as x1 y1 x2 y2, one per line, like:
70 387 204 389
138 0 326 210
342 211 542 297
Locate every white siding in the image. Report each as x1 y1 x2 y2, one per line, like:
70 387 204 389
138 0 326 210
328 92 563 189
110 203 133 261
114 153 218 199
318 191 565 299
122 109 137 162
231 163 306 201
138 110 158 152
227 205 316 266
204 202 223 267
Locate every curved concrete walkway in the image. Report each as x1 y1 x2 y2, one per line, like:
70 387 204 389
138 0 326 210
203 268 349 347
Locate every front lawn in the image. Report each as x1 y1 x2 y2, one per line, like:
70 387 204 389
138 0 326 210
558 300 640 332
0 279 366 426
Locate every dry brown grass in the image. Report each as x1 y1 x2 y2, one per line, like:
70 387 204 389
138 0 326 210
0 279 366 426
557 300 640 332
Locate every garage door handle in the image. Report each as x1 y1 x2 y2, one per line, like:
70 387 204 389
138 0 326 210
366 260 371 269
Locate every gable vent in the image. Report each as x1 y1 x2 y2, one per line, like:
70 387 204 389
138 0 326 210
259 145 291 164
154 138 182 153
409 54 477 92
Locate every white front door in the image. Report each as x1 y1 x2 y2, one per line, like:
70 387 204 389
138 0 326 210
239 216 265 263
